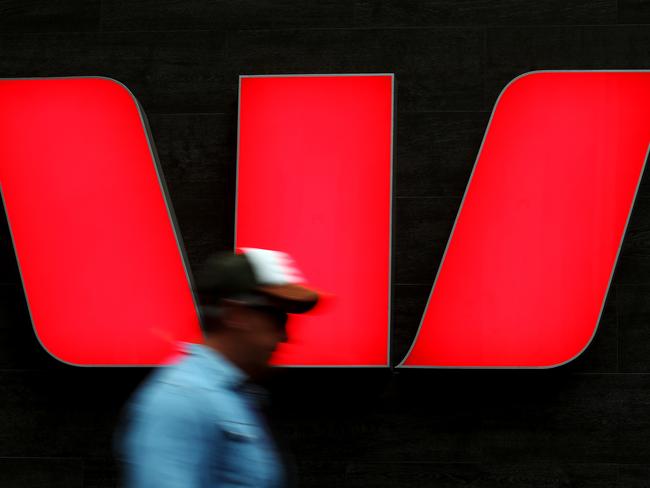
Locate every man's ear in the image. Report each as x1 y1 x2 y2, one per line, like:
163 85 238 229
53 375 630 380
219 300 252 331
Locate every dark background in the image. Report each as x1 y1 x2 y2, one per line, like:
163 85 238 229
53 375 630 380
2 1 650 486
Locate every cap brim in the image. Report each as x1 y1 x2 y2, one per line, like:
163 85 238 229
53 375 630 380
256 284 319 314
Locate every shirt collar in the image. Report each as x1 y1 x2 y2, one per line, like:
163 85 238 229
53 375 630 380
177 341 249 390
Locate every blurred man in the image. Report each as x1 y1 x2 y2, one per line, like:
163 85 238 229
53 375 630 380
114 247 319 487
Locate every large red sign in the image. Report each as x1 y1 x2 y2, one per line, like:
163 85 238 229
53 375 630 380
403 72 648 367
0 78 203 366
0 72 646 368
236 75 393 366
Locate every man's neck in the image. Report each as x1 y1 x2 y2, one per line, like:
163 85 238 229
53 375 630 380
201 334 253 379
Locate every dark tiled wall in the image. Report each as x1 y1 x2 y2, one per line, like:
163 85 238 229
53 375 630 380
1 1 650 486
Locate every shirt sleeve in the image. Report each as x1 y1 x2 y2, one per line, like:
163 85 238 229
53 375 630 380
116 383 213 488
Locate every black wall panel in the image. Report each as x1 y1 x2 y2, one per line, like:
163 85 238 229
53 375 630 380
1 1 649 486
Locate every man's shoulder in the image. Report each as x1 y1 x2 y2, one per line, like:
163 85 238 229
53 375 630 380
139 354 213 394
133 351 238 406
121 358 210 428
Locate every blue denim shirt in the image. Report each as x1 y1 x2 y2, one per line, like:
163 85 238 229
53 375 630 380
114 341 285 488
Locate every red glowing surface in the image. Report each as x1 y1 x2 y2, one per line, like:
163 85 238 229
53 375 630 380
0 78 203 366
401 72 650 367
236 75 393 366
3 72 643 369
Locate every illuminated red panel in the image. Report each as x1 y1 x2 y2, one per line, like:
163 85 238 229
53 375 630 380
236 75 393 366
400 71 650 368
0 78 203 366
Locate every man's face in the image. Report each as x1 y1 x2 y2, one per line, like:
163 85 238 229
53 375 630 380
226 301 289 372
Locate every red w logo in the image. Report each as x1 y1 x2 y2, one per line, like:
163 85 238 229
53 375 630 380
0 72 645 368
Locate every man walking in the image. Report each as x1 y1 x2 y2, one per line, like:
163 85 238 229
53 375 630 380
114 247 319 487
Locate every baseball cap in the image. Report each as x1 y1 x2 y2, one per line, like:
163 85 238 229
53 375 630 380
194 247 319 314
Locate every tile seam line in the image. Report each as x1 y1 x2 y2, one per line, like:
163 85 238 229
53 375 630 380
84 22 644 33
5 23 645 36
